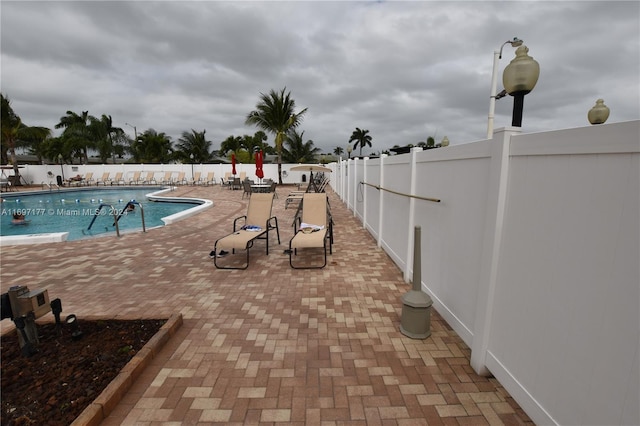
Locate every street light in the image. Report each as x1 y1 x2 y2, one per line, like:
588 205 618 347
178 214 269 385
487 37 523 139
503 45 540 127
125 122 138 141
57 154 65 182
190 154 195 181
347 145 353 159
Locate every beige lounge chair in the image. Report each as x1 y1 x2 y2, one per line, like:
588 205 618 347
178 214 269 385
96 172 111 186
213 192 280 270
83 172 94 186
142 171 157 184
129 171 143 185
161 172 173 185
174 172 186 185
204 172 216 186
188 171 202 186
289 193 333 269
112 172 125 185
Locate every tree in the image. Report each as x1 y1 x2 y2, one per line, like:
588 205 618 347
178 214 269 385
282 130 320 163
246 87 308 184
348 127 372 157
219 135 244 156
333 146 344 158
175 129 213 163
130 129 173 163
1 94 51 181
55 110 95 163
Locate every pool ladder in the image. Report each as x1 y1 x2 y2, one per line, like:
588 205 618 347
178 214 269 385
87 201 146 237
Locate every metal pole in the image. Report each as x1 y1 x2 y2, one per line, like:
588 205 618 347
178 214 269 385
487 50 501 139
511 93 525 127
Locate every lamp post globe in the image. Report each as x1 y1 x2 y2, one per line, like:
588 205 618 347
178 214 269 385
503 45 540 127
487 37 523 139
588 99 610 125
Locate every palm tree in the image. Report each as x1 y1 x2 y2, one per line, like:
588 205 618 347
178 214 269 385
1 94 51 182
219 135 244 156
282 130 320 163
55 110 95 163
246 87 308 184
87 115 123 163
333 146 344 159
131 129 173 163
348 127 372 157
175 129 213 163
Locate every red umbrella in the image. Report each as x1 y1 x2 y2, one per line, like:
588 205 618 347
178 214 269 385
255 150 264 179
231 153 237 176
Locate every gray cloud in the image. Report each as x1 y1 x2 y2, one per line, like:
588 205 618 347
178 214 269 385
2 1 638 155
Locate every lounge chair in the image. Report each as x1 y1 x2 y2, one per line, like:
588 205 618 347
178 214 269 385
204 172 216 186
174 172 187 185
213 192 280 270
161 172 174 185
111 172 125 186
0 177 12 192
96 172 111 186
142 171 157 184
83 172 94 186
289 193 333 269
188 172 202 186
128 171 142 185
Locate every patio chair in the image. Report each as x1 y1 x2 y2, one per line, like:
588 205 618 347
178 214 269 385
174 172 187 185
204 172 216 186
213 192 280 270
288 193 333 269
188 172 202 186
142 171 157 184
111 172 125 186
96 172 111 186
242 180 252 199
129 171 143 185
83 172 94 186
161 172 174 185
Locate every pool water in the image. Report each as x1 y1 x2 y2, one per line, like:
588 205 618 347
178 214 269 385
0 187 200 241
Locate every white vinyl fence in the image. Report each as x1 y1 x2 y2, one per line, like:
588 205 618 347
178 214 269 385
332 122 639 426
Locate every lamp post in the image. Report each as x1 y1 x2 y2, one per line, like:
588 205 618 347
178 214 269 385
487 37 523 139
503 45 540 127
57 154 65 182
347 145 352 160
190 154 195 181
125 122 138 141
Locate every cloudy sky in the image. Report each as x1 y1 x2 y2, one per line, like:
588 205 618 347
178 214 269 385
2 1 639 156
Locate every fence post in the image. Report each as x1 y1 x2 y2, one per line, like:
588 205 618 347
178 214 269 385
377 154 387 248
470 127 519 375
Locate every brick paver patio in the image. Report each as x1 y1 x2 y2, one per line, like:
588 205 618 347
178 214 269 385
0 184 533 425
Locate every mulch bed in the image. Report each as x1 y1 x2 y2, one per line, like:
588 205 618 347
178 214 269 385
1 319 165 426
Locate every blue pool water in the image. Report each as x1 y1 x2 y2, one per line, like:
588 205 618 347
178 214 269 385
0 187 201 241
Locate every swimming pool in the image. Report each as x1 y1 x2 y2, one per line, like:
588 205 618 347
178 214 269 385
0 187 212 244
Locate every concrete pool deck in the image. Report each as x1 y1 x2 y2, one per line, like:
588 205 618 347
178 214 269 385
0 184 533 425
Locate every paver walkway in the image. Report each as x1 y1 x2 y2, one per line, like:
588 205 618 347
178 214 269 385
0 184 533 425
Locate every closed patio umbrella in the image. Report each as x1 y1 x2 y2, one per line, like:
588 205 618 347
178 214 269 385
255 151 264 180
231 153 237 176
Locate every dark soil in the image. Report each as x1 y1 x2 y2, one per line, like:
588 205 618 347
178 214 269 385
1 319 165 426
